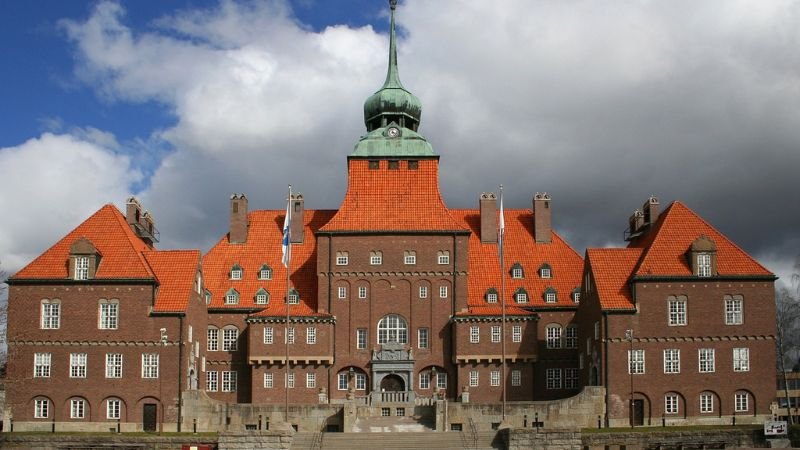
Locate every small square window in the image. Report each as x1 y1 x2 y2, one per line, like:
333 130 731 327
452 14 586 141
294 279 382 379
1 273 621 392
540 268 551 279
516 292 528 303
336 252 349 266
388 160 399 170
369 160 379 170
408 160 419 169
230 267 243 280
545 292 557 303
438 251 450 264
370 251 383 265
486 293 498 303
381 407 391 417
404 251 416 265
512 268 523 279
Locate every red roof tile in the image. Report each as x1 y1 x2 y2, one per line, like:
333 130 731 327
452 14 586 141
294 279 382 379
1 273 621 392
12 204 155 280
585 248 642 310
143 250 201 313
320 159 467 232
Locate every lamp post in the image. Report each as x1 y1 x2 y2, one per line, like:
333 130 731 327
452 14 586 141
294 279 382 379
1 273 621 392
625 329 634 428
160 328 167 434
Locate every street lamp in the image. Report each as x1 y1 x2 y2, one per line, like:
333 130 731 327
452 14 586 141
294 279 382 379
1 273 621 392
625 329 634 427
159 328 167 433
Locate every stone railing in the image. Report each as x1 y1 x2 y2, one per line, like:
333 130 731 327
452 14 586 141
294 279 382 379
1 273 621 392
370 390 415 404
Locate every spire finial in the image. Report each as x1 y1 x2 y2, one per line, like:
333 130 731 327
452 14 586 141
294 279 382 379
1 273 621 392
390 0 397 10
383 0 401 88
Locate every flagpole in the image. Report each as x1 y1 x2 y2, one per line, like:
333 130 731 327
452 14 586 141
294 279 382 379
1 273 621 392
499 185 506 422
284 184 292 423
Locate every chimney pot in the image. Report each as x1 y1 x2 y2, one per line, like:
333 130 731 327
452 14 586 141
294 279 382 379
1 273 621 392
479 192 498 243
229 193 248 244
290 193 305 244
533 192 552 244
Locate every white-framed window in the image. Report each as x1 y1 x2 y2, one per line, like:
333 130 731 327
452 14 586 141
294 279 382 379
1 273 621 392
512 325 522 343
286 327 295 344
356 328 367 349
628 349 645 374
546 368 562 389
41 300 61 329
106 353 123 378
540 267 552 279
255 291 269 304
264 372 274 388
511 370 521 386
358 286 367 299
419 371 431 389
307 327 316 344
469 370 479 387
356 373 367 390
565 368 579 389
700 393 714 413
594 322 600 340
34 352 51 378
106 398 121 419
487 292 498 303
259 266 272 280
287 290 300 304
34 399 49 418
665 394 679 414
511 266 523 279
338 372 348 390
436 372 447 389
222 371 237 392
491 325 501 343
336 251 349 265
697 253 712 277
223 327 238 351
668 295 687 326
515 291 528 303
572 291 581 303
490 370 500 387
418 328 429 349
438 251 450 265
725 295 743 325
206 371 218 391
370 251 383 265
307 372 316 388
207 327 219 351
224 289 239 305
404 250 416 265
99 300 119 329
338 286 347 299
70 353 87 378
470 325 480 344
230 266 243 280
419 286 428 299
735 392 749 412
544 291 557 303
546 324 562 349
733 348 749 372
565 325 578 349
141 353 159 378
439 285 448 298
663 349 680 374
70 399 85 419
74 256 89 280
377 314 407 344
698 348 715 373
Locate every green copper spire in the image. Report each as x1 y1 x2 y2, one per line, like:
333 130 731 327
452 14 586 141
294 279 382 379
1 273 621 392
383 0 403 90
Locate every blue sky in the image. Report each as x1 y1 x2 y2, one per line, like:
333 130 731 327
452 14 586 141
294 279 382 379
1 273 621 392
1 0 799 288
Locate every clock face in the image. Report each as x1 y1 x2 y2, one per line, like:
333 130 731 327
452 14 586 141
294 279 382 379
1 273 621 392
387 127 400 138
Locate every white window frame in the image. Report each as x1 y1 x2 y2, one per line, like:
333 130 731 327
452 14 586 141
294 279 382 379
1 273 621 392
287 291 299 304
404 251 416 265
470 325 480 344
34 352 51 378
34 399 49 418
259 267 272 280
41 300 61 329
141 353 159 379
668 296 687 326
487 293 498 303
516 292 528 304
355 373 367 390
698 348 715 373
438 251 450 265
74 256 89 280
106 353 123 378
540 267 552 279
419 371 431 389
223 327 238 351
230 267 242 280
725 295 743 325
418 328 429 349
70 399 85 419
436 372 447 389
284 372 294 389
700 393 714 413
565 368 579 389
565 325 578 349
665 394 679 414
697 253 712 277
264 372 274 388
307 372 316 388
733 347 749 372
338 286 347 299
419 286 428 299
545 292 557 303
255 292 268 304
224 290 238 305
491 325 501 343
735 392 749 412
512 325 522 343
106 399 121 419
307 327 316 344
286 327 295 344
356 328 367 349
206 371 218 391
358 286 367 299
70 353 87 378
546 368 562 389
377 314 407 344
663 349 680 374
546 325 562 349
222 371 237 392
336 251 349 266
469 370 479 387
370 251 383 265
512 267 523 279
628 349 645 374
338 372 348 390
260 326 271 345
207 327 219 351
511 370 521 387
99 301 119 330
439 285 448 298
490 370 500 387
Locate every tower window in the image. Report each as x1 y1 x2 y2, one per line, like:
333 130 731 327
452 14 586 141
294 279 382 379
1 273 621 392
369 160 380 170
408 160 419 169
388 160 399 170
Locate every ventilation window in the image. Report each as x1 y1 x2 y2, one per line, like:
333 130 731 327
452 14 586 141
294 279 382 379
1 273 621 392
369 160 380 170
388 160 400 170
408 160 419 170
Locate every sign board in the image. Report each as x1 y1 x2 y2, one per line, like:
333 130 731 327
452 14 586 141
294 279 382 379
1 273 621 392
764 420 788 436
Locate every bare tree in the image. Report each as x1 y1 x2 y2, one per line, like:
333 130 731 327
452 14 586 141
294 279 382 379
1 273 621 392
777 255 800 423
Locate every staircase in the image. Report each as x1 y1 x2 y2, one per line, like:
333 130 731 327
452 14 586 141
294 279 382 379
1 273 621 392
319 431 498 450
291 431 322 449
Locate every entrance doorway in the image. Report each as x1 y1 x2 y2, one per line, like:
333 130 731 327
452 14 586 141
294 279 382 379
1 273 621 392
631 399 644 426
380 374 405 392
143 404 157 432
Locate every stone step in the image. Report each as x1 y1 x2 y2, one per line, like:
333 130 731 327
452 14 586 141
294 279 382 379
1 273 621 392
318 431 499 450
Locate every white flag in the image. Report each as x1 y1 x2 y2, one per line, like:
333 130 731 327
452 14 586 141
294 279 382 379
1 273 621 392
498 190 505 258
282 198 291 268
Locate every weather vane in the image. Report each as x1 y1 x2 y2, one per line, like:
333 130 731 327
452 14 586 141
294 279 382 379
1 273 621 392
390 0 397 11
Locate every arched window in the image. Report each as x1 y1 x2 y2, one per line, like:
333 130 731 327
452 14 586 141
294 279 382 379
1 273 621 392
546 324 562 349
377 314 408 344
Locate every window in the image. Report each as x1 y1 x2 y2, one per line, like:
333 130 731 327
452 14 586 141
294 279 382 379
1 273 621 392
70 353 87 378
75 256 89 280
511 263 524 279
388 160 399 170
698 348 715 373
230 265 243 280
664 349 680 374
41 300 60 329
223 327 238 351
370 251 383 265
418 328 429 349
665 394 679 414
255 289 269 305
668 295 687 326
438 251 450 265
369 160 379 170
338 372 348 390
222 371 237 392
404 251 416 265
735 392 749 412
207 327 219 351
486 291 498 303
490 370 500 387
565 325 578 349
700 393 714 413
725 295 743 325
307 327 316 344
436 371 447 389
358 286 367 299
546 324 562 349
287 289 299 304
206 371 218 391
142 353 159 378
697 254 712 277
539 264 552 279
408 160 419 169
439 285 448 298
470 326 480 344
286 327 295 344
106 353 123 378
491 325 501 343
107 399 121 419
356 328 367 349
628 349 645 374
469 371 479 387
377 314 408 344
512 325 522 343
99 300 118 329
733 348 749 372
382 407 391 417
594 322 600 340
355 373 367 390
511 370 521 387
337 286 347 299
565 368 579 389
572 290 581 303
34 399 49 418
307 373 316 388
71 399 85 419
264 373 274 388
336 251 349 266
419 286 428 299
419 371 431 389
546 368 562 389
259 265 273 280
34 353 51 378
544 288 557 303
224 288 239 305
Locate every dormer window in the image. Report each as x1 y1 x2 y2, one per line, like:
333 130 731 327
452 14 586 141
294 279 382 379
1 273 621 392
514 288 529 304
689 235 717 278
230 265 243 280
571 288 581 303
255 288 269 305
225 288 239 305
539 263 552 279
697 254 711 277
336 251 349 266
204 290 212 305
69 237 100 281
75 257 89 280
511 263 524 279
287 288 300 305
485 288 498 304
258 265 273 280
544 287 557 303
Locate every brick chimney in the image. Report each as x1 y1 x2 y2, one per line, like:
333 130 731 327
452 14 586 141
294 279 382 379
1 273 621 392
642 195 660 227
628 209 644 236
229 193 248 244
533 192 552 244
126 197 142 227
479 192 497 243
290 193 304 244
126 197 159 247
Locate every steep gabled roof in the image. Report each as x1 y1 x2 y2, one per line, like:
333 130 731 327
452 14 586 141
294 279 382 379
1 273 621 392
12 204 154 280
630 201 772 277
585 248 642 310
143 250 201 313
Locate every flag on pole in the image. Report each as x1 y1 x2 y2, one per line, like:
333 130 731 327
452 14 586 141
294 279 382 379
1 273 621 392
498 188 505 259
282 193 292 268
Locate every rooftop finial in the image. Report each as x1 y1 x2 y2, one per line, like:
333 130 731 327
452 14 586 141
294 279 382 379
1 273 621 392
384 0 401 88
390 0 397 11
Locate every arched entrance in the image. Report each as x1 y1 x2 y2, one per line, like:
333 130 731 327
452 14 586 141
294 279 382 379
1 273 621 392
380 374 405 392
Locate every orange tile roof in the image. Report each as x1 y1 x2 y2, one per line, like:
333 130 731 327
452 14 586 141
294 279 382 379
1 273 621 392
629 201 773 277
12 204 155 280
320 159 467 232
585 248 642 310
143 250 201 313
454 306 536 317
202 210 335 316
450 209 584 315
